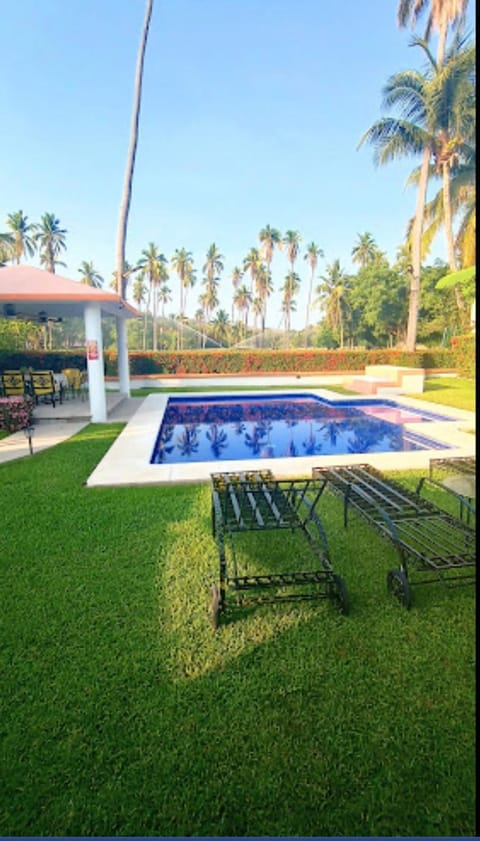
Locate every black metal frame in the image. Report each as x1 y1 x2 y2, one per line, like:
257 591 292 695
418 456 476 523
312 463 475 609
210 469 349 627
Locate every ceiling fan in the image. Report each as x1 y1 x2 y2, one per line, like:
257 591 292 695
2 304 62 323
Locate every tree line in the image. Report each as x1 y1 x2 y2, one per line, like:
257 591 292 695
1 0 475 353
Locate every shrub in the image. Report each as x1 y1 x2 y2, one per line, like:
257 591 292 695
451 334 475 378
0 347 456 378
0 395 35 433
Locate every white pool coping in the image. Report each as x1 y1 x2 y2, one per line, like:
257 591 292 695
85 389 476 487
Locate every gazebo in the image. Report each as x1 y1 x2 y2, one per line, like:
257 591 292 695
0 265 139 422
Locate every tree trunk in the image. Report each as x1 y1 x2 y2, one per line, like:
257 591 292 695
442 160 466 320
406 145 431 351
115 0 154 299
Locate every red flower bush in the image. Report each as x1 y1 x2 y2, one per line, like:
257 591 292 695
0 396 35 433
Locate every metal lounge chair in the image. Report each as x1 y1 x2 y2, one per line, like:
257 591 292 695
416 456 476 523
312 463 475 608
209 469 349 628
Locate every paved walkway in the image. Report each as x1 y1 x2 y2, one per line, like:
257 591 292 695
0 396 142 465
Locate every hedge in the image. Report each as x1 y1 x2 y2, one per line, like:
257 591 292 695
451 334 476 378
0 347 456 377
115 348 455 376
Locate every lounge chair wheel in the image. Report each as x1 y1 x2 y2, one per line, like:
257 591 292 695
210 584 220 630
330 574 349 615
387 569 412 609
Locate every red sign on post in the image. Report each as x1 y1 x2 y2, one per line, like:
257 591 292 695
86 340 99 361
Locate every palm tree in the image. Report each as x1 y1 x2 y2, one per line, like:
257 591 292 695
132 272 149 349
4 211 36 263
35 212 67 273
157 282 172 349
281 230 302 272
234 284 252 335
281 271 300 334
400 38 473 315
303 241 324 329
203 243 224 283
78 261 104 287
359 57 436 350
171 248 195 349
116 0 154 298
397 0 469 66
243 247 261 296
255 263 274 339
351 232 378 268
259 224 281 320
315 260 349 348
136 243 168 350
231 266 243 321
210 309 230 345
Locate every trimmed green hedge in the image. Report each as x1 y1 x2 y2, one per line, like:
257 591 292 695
117 348 455 376
451 334 475 378
0 347 455 377
0 350 87 372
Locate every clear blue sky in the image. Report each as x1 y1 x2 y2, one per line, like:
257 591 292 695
0 0 475 330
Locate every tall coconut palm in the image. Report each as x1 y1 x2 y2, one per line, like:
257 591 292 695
315 260 349 348
402 37 474 316
116 0 154 299
35 212 67 273
258 224 281 313
231 266 243 321
243 247 261 296
132 272 149 349
234 284 252 335
351 232 378 268
303 241 324 329
5 210 36 263
78 260 104 288
359 61 434 350
171 248 194 319
259 224 281 269
255 262 274 338
203 243 224 283
397 0 469 66
281 230 302 272
281 271 301 334
137 243 168 350
210 309 230 345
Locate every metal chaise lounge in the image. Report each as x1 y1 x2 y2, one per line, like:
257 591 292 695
210 469 349 628
416 456 476 523
312 463 475 609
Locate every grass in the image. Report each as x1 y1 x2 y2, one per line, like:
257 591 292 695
0 425 475 837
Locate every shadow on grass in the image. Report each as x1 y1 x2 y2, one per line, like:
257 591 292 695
0 428 475 837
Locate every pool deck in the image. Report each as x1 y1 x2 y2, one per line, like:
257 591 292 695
85 389 476 487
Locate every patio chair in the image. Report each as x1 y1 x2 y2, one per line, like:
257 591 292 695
61 367 84 399
312 463 475 608
30 370 63 408
1 370 26 397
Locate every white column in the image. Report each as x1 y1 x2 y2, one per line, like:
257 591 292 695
84 303 107 422
116 315 130 397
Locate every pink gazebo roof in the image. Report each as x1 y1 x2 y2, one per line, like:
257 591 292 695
0 265 139 319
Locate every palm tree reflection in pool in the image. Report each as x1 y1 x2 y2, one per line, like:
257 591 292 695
177 425 200 458
206 424 229 458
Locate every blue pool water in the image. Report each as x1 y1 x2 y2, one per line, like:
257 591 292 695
150 394 453 465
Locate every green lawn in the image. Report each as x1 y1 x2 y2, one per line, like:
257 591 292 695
0 425 475 836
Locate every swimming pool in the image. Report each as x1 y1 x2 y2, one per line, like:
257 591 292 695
150 394 453 465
